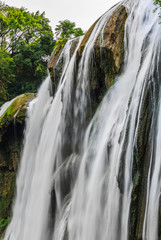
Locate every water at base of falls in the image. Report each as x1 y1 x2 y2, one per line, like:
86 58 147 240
3 0 161 240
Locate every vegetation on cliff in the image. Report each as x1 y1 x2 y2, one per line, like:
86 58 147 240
154 0 161 20
0 2 84 107
0 1 54 105
154 0 161 7
0 93 34 128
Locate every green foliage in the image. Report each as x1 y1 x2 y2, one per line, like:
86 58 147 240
0 48 15 103
154 0 161 6
0 93 34 126
55 20 84 39
54 38 68 55
0 2 54 55
0 218 11 229
0 1 55 103
11 41 48 95
154 0 161 15
53 20 84 58
0 2 84 105
0 218 11 238
74 27 84 37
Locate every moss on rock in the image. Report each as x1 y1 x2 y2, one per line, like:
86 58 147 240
0 93 34 129
0 218 11 239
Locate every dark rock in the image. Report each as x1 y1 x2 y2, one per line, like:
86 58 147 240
129 60 161 240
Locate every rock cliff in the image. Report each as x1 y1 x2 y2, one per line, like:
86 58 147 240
48 5 127 110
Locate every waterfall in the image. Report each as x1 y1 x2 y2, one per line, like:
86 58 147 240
3 0 161 240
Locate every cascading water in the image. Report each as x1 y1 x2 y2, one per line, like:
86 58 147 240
66 1 161 240
3 0 161 240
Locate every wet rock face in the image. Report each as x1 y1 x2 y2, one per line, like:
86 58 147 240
77 5 127 88
93 5 127 89
0 93 34 237
102 5 127 71
128 51 161 240
78 5 127 117
48 5 127 118
129 87 154 240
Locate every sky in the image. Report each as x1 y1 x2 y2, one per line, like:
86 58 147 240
3 0 120 32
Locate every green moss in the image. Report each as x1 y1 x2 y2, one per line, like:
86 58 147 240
0 93 34 127
0 217 11 239
54 39 68 56
0 218 11 228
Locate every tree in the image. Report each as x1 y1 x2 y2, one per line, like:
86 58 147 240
74 27 84 38
0 2 84 106
154 0 161 14
154 0 161 6
0 2 54 55
12 41 49 95
0 49 15 104
0 1 55 100
55 20 84 39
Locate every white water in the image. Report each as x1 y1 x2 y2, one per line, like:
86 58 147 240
0 97 17 118
3 39 79 240
3 0 161 240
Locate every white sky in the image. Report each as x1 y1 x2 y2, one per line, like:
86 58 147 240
3 0 120 32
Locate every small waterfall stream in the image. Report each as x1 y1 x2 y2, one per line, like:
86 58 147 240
3 0 161 240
